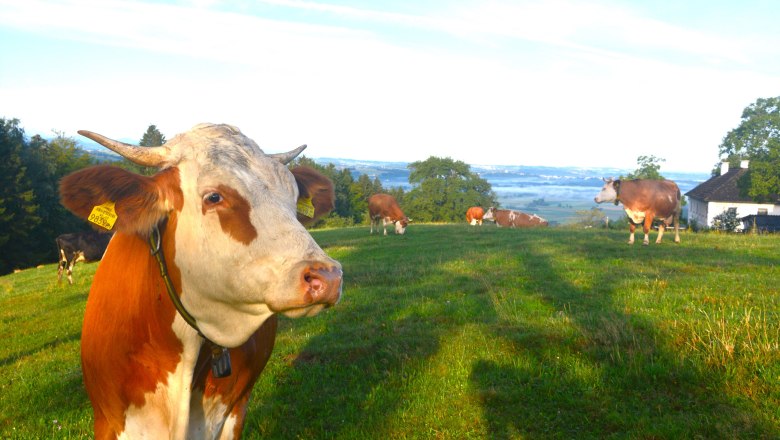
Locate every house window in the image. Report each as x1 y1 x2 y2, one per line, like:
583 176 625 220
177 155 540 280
728 207 737 215
758 208 768 216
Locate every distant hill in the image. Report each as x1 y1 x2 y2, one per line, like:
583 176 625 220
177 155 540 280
78 147 708 225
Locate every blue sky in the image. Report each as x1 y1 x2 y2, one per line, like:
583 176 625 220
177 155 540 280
1 0 779 172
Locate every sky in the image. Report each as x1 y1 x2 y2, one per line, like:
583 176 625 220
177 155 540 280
1 0 779 173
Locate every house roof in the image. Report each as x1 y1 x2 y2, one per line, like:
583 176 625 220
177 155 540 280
685 168 755 203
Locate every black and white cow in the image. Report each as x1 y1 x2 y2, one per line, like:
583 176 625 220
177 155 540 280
56 230 113 284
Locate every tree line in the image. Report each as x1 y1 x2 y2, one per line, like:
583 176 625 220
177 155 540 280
0 120 497 274
3 96 777 272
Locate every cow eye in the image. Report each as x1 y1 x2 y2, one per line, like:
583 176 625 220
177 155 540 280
203 192 223 205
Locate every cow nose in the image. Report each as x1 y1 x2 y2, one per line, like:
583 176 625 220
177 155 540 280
303 266 342 306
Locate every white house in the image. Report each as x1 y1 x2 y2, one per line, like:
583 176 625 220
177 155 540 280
685 160 780 230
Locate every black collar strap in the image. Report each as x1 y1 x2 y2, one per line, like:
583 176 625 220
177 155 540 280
149 225 200 331
148 225 232 378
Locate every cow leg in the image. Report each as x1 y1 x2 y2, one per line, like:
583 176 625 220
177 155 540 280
67 259 76 285
370 217 374 234
656 223 665 244
642 216 652 245
673 212 681 243
382 218 390 235
57 250 66 283
628 223 636 245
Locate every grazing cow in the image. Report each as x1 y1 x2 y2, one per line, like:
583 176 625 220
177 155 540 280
56 230 113 284
59 123 342 439
466 206 485 225
483 207 548 228
368 193 410 235
594 178 681 245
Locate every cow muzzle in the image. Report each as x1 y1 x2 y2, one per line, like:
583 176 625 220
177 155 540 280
302 264 342 307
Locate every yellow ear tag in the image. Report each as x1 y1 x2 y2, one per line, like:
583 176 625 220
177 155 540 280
296 196 315 218
88 201 118 230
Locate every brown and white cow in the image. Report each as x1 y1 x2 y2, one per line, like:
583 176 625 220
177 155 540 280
483 207 548 228
368 193 410 235
594 178 681 245
59 123 342 439
56 230 113 284
466 206 484 226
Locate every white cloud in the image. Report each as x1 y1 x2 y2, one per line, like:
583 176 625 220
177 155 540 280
1 0 778 171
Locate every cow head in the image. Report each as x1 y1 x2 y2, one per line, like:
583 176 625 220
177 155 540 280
60 123 342 347
594 178 620 205
483 207 496 221
395 217 410 234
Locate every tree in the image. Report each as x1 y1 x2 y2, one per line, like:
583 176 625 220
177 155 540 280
140 124 166 147
350 174 384 224
718 96 780 202
118 124 167 176
20 132 97 265
405 156 497 222
0 119 39 273
625 155 665 180
711 209 740 232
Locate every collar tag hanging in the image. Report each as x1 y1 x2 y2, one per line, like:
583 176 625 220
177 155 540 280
210 345 232 378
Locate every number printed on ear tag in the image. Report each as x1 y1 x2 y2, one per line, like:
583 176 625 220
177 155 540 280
88 201 118 230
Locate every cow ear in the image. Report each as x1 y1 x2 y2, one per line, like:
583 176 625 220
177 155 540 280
60 165 177 236
290 166 335 226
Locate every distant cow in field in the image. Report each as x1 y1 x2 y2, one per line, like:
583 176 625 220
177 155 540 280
594 178 681 245
466 207 484 225
483 207 548 228
368 193 410 235
56 230 113 284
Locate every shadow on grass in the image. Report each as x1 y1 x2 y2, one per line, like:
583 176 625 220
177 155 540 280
247 225 778 438
0 332 81 368
469 229 779 439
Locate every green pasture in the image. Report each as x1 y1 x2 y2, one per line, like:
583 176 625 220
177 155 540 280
1 225 778 439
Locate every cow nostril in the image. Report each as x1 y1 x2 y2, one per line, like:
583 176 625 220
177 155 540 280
301 266 342 305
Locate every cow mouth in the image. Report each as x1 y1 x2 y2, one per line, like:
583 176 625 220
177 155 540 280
280 303 331 318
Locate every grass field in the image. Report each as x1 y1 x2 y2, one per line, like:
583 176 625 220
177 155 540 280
1 225 779 439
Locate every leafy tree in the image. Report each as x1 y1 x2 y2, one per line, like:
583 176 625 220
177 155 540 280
574 207 607 228
711 209 740 232
405 156 497 222
625 155 665 180
718 96 780 202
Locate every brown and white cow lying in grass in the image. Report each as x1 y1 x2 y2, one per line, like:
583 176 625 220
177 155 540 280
483 207 548 228
59 123 342 439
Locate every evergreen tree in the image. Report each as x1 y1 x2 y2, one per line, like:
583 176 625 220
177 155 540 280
350 174 384 224
118 124 167 176
0 119 40 273
140 124 166 147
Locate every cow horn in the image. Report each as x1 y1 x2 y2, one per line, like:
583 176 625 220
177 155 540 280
78 130 171 167
269 144 307 165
